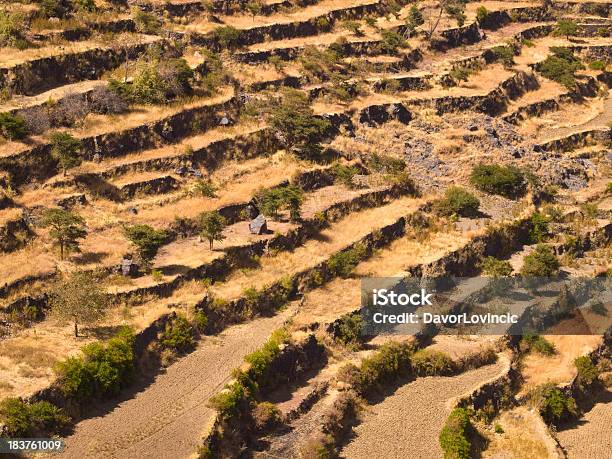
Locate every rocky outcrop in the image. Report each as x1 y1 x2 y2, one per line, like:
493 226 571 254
118 175 180 199
534 127 611 153
358 103 412 126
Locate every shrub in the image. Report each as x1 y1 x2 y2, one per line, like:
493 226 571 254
520 244 559 278
212 25 241 49
342 20 363 36
405 5 424 33
411 349 455 376
379 30 408 54
538 48 584 88
433 186 480 217
0 10 27 48
490 45 514 68
574 355 599 387
55 327 135 401
252 401 282 431
0 112 28 140
367 153 405 175
439 408 472 459
481 256 512 277
132 7 161 34
529 212 551 243
469 163 526 198
39 0 72 18
333 313 364 348
520 331 556 356
160 314 195 353
0 399 70 437
332 164 360 188
553 20 578 40
476 6 489 24
588 60 606 71
355 341 413 395
494 423 504 434
532 383 577 425
88 86 128 114
208 381 247 419
327 244 367 278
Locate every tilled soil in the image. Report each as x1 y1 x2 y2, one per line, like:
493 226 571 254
58 308 295 459
556 393 612 459
341 359 508 459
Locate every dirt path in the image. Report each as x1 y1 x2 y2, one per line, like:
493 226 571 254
556 393 612 459
341 358 509 459
59 308 296 459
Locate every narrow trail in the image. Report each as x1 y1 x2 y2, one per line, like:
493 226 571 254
59 308 295 459
341 356 509 459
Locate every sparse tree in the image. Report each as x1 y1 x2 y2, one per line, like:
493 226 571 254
49 271 109 337
39 208 87 259
123 224 168 266
50 132 82 175
553 19 578 41
199 211 226 250
245 1 262 21
425 0 467 39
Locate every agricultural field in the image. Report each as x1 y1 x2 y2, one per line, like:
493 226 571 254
0 0 610 457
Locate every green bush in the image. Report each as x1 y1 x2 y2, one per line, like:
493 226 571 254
132 7 161 34
537 48 584 88
327 243 367 278
481 256 512 277
192 179 217 197
529 212 551 243
50 131 83 174
574 355 599 387
588 60 606 71
476 6 489 25
439 407 472 459
212 25 241 49
494 423 504 434
469 163 526 198
490 45 514 68
379 30 408 54
433 186 480 217
356 341 413 395
252 401 282 431
123 224 168 264
520 244 559 278
333 313 364 348
0 398 70 437
160 314 195 353
534 383 577 425
411 349 455 376
208 381 247 419
0 10 27 48
520 331 556 356
332 164 361 188
367 153 405 174
0 112 28 140
55 327 135 402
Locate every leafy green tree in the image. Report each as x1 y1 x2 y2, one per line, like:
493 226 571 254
520 244 559 278
123 224 168 264
39 208 87 259
0 112 28 140
212 25 241 50
268 89 331 156
529 212 551 243
199 211 226 250
257 185 304 221
49 271 109 337
50 131 83 175
0 399 69 437
553 19 578 40
574 355 599 387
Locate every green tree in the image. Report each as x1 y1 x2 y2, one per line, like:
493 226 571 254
257 185 304 221
199 211 226 250
123 224 168 265
574 355 599 387
39 208 87 259
0 112 28 140
132 7 161 34
268 89 331 156
50 131 83 175
245 2 262 20
553 19 578 41
520 244 559 278
212 25 241 50
342 20 364 36
49 271 109 337
529 212 551 243
476 6 489 24
0 399 69 437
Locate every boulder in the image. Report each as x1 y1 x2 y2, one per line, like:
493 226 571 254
249 214 267 235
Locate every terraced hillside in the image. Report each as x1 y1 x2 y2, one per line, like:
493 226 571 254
0 0 610 458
